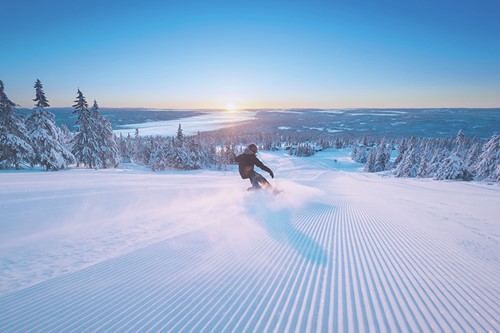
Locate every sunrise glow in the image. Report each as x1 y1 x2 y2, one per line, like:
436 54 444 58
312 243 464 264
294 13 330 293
225 103 237 112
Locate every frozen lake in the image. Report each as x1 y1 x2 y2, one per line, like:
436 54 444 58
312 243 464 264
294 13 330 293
113 110 257 137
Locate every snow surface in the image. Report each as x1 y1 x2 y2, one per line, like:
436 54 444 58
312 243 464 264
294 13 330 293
0 150 499 332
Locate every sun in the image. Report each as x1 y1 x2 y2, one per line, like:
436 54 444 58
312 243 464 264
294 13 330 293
225 103 237 112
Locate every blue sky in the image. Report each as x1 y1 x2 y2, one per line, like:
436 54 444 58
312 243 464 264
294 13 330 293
2 0 500 109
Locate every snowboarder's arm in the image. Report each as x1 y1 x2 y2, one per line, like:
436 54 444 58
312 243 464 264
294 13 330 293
254 157 273 177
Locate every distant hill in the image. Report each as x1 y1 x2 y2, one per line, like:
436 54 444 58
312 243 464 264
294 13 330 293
16 107 500 139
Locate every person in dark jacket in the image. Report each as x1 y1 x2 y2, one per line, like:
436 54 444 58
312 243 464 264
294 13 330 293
235 143 274 191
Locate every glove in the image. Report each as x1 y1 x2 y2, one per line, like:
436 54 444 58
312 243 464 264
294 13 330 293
269 170 274 179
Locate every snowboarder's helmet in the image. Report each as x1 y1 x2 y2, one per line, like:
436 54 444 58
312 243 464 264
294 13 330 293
248 144 258 153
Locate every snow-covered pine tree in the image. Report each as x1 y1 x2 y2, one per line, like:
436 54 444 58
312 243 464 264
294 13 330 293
193 133 214 168
416 144 431 178
435 153 472 181
118 133 133 163
474 134 499 181
394 137 419 178
289 143 315 157
125 133 133 161
176 123 184 142
455 129 466 146
364 147 376 172
144 136 156 165
373 141 392 172
132 134 148 166
426 144 446 178
150 136 170 171
185 137 203 169
363 140 391 173
90 100 119 168
216 145 236 170
71 89 100 168
334 137 343 149
33 79 50 108
393 138 407 167
465 142 482 170
26 79 74 170
167 136 191 170
351 143 368 163
209 144 219 167
58 123 74 147
0 80 34 169
132 129 149 164
451 129 470 162
158 125 204 170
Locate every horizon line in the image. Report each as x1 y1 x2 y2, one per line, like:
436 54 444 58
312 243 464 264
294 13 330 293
15 106 500 111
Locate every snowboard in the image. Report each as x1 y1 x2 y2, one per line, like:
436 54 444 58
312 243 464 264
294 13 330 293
247 186 282 195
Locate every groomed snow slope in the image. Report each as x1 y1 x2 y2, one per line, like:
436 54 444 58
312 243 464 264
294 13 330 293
0 150 499 332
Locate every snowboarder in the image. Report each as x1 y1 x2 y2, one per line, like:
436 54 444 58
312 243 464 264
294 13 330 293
236 143 275 191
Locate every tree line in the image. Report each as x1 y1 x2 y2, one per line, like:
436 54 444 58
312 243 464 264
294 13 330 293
116 126 241 171
0 79 240 171
351 132 499 181
0 80 118 170
1 80 498 182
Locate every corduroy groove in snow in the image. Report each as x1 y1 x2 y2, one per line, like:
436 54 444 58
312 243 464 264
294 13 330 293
0 201 498 332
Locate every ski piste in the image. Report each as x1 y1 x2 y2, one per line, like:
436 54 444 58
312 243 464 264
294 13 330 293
0 150 498 332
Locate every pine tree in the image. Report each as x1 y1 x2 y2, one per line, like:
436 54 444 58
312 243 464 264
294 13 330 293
71 89 100 168
216 145 236 170
125 133 134 161
176 123 184 142
193 133 213 168
167 139 190 170
394 137 419 177
427 145 446 178
33 79 50 108
58 123 74 147
289 143 315 157
465 142 482 170
373 141 391 172
334 137 343 149
132 129 149 164
0 80 34 169
186 137 203 169
91 100 119 168
394 138 407 167
150 136 170 171
118 133 133 163
26 79 74 170
455 129 466 146
416 144 431 178
364 139 392 172
364 147 376 172
474 135 499 181
351 143 368 163
452 129 469 160
435 154 472 181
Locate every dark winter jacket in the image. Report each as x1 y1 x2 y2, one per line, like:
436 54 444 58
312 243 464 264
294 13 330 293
235 148 273 179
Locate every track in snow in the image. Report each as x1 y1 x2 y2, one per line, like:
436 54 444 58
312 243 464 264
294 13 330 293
1 195 498 332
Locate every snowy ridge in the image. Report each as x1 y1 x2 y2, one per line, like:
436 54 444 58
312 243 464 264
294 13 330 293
0 151 499 332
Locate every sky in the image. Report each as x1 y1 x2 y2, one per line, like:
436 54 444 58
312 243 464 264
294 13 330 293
2 0 500 109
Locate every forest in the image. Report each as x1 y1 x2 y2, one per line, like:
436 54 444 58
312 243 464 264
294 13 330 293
1 80 498 182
